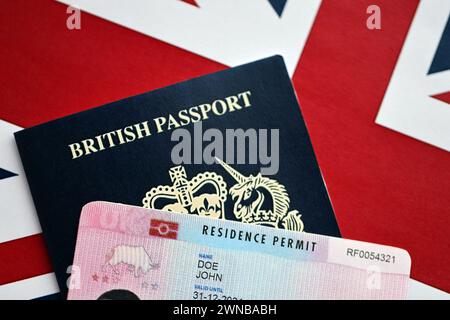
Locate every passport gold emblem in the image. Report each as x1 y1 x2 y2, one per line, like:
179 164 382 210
142 159 304 232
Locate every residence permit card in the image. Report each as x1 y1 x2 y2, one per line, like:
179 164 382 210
68 202 410 300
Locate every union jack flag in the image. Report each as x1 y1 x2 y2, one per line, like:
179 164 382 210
0 0 448 298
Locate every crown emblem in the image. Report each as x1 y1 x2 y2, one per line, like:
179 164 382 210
142 159 304 232
142 165 227 219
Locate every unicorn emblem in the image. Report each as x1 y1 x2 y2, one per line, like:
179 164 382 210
215 158 304 232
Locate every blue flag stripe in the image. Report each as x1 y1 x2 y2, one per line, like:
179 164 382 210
268 0 288 17
428 14 450 74
0 167 17 180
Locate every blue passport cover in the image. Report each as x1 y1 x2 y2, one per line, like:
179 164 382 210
15 56 340 297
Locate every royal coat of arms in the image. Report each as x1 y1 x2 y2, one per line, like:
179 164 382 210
142 158 304 231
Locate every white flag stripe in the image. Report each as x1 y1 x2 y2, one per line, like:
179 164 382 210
376 0 450 151
408 279 450 300
0 120 22 173
57 0 321 76
0 273 59 300
0 120 43 243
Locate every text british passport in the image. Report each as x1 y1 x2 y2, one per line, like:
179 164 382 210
15 56 340 297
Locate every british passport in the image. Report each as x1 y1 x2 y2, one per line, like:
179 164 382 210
14 56 340 297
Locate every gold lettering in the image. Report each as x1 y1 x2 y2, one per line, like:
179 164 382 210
238 91 252 107
102 131 117 148
154 117 166 133
167 115 181 131
198 104 212 120
69 143 84 159
81 139 98 155
134 121 151 138
213 99 228 115
188 106 202 123
68 91 252 160
123 125 136 142
225 95 241 112
178 109 191 126
115 129 126 144
95 135 106 151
